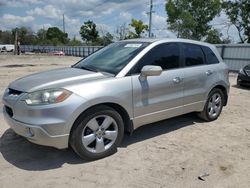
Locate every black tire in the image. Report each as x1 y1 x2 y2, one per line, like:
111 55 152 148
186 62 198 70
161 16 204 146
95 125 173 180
237 77 242 87
70 105 124 160
198 88 224 121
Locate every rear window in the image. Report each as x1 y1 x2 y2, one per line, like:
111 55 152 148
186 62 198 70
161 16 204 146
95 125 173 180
183 44 205 66
202 46 220 64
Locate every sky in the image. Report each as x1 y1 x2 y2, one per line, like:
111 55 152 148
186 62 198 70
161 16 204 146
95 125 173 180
0 0 240 42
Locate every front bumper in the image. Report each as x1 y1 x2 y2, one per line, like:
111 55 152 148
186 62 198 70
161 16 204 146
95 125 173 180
2 91 88 149
237 73 250 87
3 106 69 149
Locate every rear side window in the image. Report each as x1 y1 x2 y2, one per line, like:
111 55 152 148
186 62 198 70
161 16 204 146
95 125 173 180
202 46 220 64
183 44 205 66
131 43 180 74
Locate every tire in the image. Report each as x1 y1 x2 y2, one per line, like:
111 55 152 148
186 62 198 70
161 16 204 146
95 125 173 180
198 88 224 121
237 77 242 87
70 105 124 160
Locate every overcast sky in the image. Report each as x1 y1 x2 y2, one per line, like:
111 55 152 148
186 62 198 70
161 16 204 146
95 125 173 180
0 0 240 42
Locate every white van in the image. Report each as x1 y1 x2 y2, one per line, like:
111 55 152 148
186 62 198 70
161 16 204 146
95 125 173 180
0 44 14 52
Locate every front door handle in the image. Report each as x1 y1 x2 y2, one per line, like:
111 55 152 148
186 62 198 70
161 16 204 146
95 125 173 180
206 70 213 76
173 77 183 84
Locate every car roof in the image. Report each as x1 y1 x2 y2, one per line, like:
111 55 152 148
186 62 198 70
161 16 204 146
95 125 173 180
122 38 214 48
120 38 223 63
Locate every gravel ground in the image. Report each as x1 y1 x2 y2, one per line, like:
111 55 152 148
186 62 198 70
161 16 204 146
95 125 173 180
0 55 249 188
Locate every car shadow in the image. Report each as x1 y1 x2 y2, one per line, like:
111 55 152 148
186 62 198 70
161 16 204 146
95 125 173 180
121 113 202 147
232 84 250 90
0 129 85 171
0 113 202 171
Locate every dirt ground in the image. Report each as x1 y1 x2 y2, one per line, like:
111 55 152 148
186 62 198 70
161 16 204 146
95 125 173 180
0 55 249 188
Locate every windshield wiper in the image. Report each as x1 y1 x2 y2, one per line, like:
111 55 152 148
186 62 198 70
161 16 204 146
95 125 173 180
79 66 98 72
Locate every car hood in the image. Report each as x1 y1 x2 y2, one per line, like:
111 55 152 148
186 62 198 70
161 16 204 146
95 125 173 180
9 68 111 92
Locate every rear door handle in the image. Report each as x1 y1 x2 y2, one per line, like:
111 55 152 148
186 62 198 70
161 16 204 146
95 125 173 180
206 70 213 76
173 77 183 84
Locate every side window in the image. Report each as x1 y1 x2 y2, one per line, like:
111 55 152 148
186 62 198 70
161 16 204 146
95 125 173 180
131 43 180 74
183 44 205 66
202 46 220 64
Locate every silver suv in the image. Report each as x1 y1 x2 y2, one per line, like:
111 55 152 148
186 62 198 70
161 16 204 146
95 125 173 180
2 39 229 160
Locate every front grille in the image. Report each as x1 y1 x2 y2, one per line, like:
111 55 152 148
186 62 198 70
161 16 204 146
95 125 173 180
8 88 23 96
5 105 13 117
245 70 250 77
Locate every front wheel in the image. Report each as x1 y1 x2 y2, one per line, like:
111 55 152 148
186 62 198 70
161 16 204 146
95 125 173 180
70 105 124 160
198 88 224 121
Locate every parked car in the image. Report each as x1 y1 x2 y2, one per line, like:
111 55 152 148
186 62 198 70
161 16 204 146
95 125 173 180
0 44 14 52
237 64 250 87
2 39 229 160
48 50 65 56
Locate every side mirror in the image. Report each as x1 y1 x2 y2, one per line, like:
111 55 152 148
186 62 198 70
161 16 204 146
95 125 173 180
139 65 162 81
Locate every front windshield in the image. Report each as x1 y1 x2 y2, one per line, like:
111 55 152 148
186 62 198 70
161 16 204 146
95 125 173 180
73 41 149 75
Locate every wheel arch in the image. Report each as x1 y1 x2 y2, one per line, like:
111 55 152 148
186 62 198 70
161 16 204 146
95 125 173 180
69 102 133 146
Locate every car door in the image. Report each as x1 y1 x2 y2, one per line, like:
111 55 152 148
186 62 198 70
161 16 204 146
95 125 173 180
181 43 218 113
130 43 185 128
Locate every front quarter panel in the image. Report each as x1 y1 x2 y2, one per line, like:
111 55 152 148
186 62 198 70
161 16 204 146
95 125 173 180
65 76 133 119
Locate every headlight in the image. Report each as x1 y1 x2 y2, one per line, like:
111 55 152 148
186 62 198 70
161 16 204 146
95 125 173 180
24 89 72 105
239 68 245 75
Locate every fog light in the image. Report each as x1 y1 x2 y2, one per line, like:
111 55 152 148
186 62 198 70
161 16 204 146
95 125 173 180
27 128 34 137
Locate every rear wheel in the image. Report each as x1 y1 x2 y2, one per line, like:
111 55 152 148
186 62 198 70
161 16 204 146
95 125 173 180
70 105 124 160
198 88 224 121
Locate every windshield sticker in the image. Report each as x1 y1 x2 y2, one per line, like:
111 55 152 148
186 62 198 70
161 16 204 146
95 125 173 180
124 43 142 48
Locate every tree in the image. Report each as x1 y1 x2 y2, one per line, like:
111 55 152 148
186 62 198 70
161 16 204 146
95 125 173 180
11 27 37 45
95 32 113 45
165 0 221 40
0 30 13 44
115 23 129 40
37 29 46 41
46 27 69 45
68 36 82 46
128 19 148 38
205 29 223 44
222 0 250 43
79 20 99 43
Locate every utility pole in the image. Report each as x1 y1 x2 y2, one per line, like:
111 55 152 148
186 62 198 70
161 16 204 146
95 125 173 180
148 0 154 38
63 14 65 33
14 28 18 55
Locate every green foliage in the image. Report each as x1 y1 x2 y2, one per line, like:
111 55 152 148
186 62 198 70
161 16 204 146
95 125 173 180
11 27 37 45
165 0 221 40
68 36 82 46
205 29 222 44
36 29 46 41
79 20 99 43
222 0 250 43
95 32 113 45
205 29 230 44
115 23 129 40
0 30 13 44
46 27 69 45
128 19 148 38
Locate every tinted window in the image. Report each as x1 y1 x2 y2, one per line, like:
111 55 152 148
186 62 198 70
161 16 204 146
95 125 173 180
183 44 204 66
131 43 180 74
202 46 219 64
73 42 149 75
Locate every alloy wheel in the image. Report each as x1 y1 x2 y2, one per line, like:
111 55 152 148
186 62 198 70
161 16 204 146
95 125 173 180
82 115 118 153
207 93 222 118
